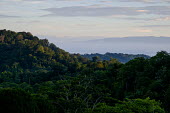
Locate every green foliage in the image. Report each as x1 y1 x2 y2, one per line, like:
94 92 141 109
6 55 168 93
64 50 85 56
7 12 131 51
0 88 38 113
112 98 165 113
83 52 150 63
32 94 57 113
85 98 165 113
0 30 169 113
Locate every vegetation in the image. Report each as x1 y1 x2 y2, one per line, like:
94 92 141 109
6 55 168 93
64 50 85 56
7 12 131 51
0 29 169 113
82 53 150 63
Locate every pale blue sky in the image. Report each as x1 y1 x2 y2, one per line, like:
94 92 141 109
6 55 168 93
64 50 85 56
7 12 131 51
1 0 170 38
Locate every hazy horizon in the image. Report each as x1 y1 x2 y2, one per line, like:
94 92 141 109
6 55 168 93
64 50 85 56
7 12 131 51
1 0 170 55
38 35 170 56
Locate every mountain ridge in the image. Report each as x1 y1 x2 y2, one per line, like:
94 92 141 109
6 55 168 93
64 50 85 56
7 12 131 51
85 36 170 43
82 52 150 63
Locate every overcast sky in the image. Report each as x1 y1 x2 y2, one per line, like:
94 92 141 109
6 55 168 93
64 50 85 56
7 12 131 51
1 0 170 38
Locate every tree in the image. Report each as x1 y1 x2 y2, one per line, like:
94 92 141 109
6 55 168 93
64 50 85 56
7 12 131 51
112 98 165 113
0 88 38 113
92 56 100 62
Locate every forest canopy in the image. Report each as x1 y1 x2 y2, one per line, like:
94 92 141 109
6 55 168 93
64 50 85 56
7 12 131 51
0 29 169 113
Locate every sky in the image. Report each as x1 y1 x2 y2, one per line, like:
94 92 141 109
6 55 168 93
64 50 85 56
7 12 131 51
1 0 170 38
1 0 170 55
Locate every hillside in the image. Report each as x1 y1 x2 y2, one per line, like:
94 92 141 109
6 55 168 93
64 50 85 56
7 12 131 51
82 53 150 63
0 30 170 113
0 29 88 73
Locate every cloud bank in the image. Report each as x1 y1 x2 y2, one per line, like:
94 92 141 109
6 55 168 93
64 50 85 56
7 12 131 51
42 6 170 17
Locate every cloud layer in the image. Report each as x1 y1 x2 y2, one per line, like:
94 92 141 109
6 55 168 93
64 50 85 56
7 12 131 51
0 14 20 18
42 6 170 17
1 0 170 39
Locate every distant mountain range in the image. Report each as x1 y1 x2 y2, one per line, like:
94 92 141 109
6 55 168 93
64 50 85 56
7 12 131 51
82 53 150 63
45 36 170 56
86 36 170 44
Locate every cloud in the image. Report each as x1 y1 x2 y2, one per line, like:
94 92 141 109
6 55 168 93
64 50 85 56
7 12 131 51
119 0 170 3
0 14 20 18
14 20 41 24
136 10 148 12
119 0 152 3
141 25 170 27
42 6 170 17
144 6 170 15
153 16 170 21
135 29 152 33
11 0 83 1
42 6 140 17
2 0 170 4
4 0 170 2
121 17 150 21
121 16 170 21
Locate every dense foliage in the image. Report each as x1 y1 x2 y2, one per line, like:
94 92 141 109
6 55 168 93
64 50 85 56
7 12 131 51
82 53 150 63
0 29 169 113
